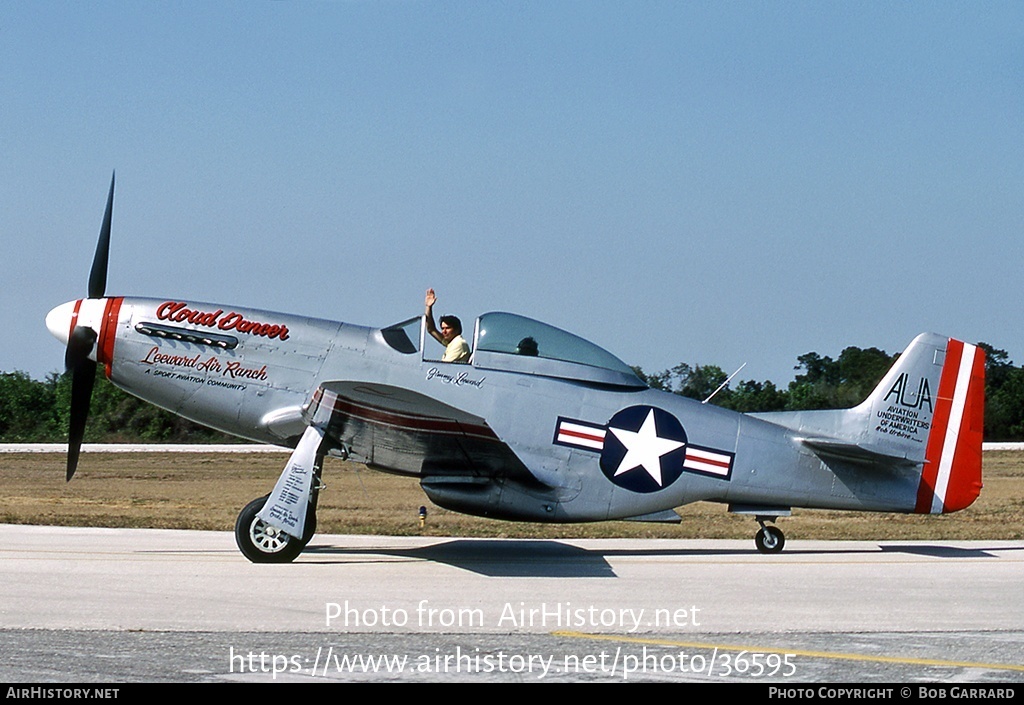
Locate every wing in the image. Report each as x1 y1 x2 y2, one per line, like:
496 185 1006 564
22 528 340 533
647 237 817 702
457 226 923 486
308 381 534 481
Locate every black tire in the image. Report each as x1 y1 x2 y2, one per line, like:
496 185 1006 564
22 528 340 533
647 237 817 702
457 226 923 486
754 525 785 554
234 495 305 564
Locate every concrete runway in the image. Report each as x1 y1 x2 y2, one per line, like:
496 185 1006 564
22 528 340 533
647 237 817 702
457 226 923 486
2 524 1023 683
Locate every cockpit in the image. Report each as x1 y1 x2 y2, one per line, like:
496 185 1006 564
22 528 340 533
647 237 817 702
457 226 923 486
380 311 645 388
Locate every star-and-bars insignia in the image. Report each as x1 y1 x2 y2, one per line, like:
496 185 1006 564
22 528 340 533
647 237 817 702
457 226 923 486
554 405 734 493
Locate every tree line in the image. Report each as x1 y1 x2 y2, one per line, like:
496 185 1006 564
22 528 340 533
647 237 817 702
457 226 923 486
2 340 1024 442
0 370 234 443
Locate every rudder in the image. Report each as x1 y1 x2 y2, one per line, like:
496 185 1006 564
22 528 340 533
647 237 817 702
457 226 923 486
915 338 985 513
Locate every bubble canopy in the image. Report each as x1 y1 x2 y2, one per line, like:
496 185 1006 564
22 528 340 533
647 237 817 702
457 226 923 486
471 312 645 388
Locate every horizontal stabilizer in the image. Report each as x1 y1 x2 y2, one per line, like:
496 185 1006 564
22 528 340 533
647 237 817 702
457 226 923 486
799 437 921 468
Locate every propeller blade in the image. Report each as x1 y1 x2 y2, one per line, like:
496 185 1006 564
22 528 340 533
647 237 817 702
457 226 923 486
65 325 98 481
65 321 99 481
64 324 97 373
88 172 115 299
65 172 114 480
67 357 97 482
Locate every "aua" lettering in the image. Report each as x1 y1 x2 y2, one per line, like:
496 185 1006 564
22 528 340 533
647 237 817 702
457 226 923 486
883 373 933 412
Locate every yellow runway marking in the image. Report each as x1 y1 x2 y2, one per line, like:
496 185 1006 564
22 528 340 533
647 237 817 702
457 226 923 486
553 631 1024 673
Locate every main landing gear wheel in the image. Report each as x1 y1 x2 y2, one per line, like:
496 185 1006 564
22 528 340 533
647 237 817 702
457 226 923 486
235 495 307 564
754 525 785 554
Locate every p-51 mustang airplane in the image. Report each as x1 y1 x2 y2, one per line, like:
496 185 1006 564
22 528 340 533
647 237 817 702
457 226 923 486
47 176 986 562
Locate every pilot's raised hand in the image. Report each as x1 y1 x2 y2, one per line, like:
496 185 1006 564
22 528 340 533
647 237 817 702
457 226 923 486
424 288 443 343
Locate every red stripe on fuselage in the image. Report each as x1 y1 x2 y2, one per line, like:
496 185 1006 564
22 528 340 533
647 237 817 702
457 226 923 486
312 388 499 442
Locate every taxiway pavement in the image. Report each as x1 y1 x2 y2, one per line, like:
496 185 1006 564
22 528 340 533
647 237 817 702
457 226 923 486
3 524 1022 683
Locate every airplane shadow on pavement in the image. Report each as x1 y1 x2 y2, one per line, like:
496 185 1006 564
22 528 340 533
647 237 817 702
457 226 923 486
298 540 1024 577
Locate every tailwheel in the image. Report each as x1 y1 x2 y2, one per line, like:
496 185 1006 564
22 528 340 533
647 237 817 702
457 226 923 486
234 495 306 564
754 524 785 554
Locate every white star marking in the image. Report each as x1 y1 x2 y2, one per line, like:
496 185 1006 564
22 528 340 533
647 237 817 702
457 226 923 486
607 409 685 486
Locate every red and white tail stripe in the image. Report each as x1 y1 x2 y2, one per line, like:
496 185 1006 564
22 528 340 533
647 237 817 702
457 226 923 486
916 339 985 514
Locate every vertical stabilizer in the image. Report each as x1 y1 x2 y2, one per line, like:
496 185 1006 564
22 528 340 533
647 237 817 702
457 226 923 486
854 333 984 512
756 333 986 514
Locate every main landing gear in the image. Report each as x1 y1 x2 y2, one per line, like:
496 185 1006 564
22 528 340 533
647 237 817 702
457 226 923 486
235 455 325 563
234 493 318 564
234 424 329 563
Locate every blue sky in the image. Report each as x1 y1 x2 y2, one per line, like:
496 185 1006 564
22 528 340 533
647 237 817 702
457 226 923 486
3 1 1022 388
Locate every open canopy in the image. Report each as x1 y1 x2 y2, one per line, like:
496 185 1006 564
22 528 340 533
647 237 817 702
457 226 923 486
380 311 645 388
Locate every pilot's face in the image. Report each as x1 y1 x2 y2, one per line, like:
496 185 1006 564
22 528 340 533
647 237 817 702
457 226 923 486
440 322 456 343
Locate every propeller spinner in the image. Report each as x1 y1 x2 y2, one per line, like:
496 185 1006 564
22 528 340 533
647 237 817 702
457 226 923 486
48 173 115 481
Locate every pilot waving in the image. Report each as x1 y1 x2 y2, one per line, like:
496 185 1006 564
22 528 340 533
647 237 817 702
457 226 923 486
425 288 470 363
